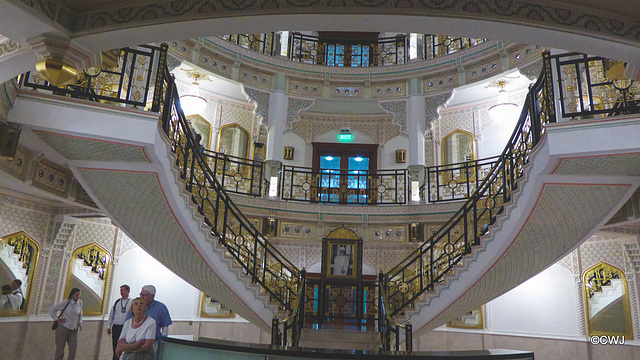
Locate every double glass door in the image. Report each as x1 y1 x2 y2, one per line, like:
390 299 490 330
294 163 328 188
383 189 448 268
313 143 377 204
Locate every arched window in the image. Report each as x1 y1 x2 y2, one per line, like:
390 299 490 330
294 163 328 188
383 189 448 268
0 231 39 316
66 243 111 315
442 129 475 165
186 114 212 149
583 262 634 339
218 124 250 158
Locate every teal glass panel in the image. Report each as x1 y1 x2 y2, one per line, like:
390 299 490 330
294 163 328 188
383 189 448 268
320 156 340 202
347 156 369 203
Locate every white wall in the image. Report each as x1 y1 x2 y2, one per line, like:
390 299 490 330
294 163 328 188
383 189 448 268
382 135 409 169
314 129 375 144
281 132 308 167
487 264 581 338
110 246 200 321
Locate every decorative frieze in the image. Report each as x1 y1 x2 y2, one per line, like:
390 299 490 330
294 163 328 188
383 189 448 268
372 83 406 99
289 81 322 96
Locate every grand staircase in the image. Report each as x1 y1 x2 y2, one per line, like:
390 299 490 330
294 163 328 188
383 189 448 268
7 46 640 347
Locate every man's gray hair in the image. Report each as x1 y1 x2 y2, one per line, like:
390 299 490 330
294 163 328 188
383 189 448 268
142 285 156 295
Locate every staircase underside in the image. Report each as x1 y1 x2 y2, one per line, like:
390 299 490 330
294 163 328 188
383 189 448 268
408 116 640 336
9 93 640 335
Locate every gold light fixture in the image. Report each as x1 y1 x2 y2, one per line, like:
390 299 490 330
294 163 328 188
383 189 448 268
488 80 519 122
35 58 78 86
180 72 208 116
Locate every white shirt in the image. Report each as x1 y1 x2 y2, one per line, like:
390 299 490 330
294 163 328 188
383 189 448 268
119 317 156 343
0 293 21 312
49 299 83 330
107 297 132 327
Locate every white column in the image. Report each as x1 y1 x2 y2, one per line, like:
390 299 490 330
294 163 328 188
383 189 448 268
266 74 288 162
406 78 425 166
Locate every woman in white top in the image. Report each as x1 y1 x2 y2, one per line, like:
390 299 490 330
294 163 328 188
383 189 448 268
116 297 156 360
49 288 83 360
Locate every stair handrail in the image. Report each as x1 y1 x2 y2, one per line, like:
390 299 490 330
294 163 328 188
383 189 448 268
379 51 556 319
274 269 306 347
199 148 264 197
158 48 301 313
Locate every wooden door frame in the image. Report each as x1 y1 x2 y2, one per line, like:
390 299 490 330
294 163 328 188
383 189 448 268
312 142 378 171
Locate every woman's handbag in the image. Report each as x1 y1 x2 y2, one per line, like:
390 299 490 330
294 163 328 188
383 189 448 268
51 301 70 331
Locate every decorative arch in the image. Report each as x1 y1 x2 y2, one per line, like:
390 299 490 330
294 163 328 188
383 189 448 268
217 123 251 158
582 261 634 339
441 129 476 165
65 242 111 315
0 231 39 316
325 226 360 240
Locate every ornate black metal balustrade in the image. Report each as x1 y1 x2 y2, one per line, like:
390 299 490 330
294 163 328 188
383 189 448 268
20 45 165 112
19 43 301 314
379 51 557 323
424 35 487 59
159 62 301 313
222 33 276 56
289 33 407 67
280 165 407 205
200 149 264 197
427 156 500 203
553 53 640 119
16 43 640 348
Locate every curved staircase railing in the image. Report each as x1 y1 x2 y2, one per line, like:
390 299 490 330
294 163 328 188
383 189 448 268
379 51 557 322
16 43 640 343
158 54 301 313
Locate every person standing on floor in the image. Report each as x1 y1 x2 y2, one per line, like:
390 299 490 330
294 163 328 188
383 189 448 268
49 288 83 360
115 297 156 360
107 284 132 360
126 285 172 340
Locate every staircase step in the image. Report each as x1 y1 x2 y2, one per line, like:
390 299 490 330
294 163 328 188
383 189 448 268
299 329 380 351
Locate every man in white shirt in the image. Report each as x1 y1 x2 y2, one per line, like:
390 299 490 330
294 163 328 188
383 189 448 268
1 284 20 312
106 284 131 360
10 279 24 309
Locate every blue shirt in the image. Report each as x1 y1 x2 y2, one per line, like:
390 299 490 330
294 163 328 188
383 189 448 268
126 300 172 339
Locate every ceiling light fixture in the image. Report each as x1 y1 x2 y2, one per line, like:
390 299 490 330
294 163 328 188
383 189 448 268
488 80 519 122
180 72 208 116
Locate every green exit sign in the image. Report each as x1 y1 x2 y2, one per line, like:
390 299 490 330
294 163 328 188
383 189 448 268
338 133 353 141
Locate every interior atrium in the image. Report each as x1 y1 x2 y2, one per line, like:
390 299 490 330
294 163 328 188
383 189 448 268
1 1 640 360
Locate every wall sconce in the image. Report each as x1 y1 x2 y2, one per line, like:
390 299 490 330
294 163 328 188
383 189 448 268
409 223 421 242
0 122 21 160
396 149 406 163
283 146 294 160
265 218 278 237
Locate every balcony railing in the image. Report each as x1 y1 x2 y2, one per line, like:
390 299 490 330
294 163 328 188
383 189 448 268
554 53 640 119
218 32 491 67
289 33 407 67
221 34 276 56
200 149 264 197
427 156 500 203
15 44 639 344
424 35 488 59
280 165 407 205
20 45 165 112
